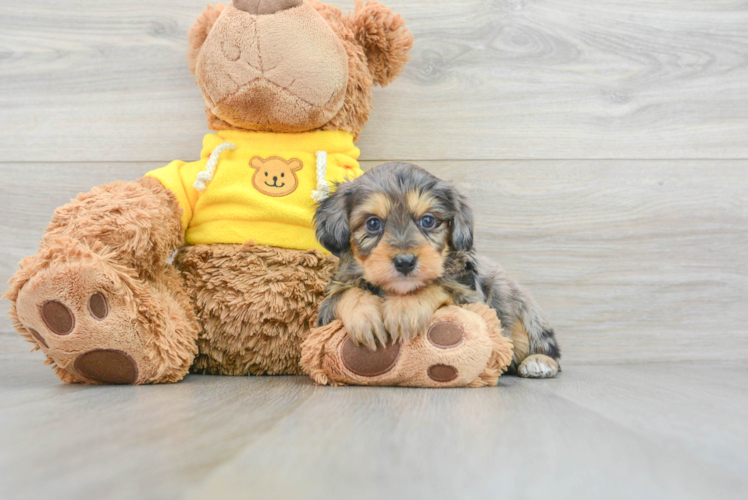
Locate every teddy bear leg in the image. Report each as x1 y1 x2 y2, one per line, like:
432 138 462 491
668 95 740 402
301 303 513 388
8 237 199 385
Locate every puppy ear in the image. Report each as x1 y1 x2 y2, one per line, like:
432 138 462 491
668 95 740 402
187 4 226 74
346 0 414 87
449 189 475 252
314 181 353 257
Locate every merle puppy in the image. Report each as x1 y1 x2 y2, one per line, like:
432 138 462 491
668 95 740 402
314 162 560 378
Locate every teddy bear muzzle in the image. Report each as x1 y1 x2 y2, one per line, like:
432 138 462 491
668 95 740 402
195 1 349 132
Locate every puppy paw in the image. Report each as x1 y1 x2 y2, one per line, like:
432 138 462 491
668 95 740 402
382 298 433 344
337 289 387 350
382 286 451 344
518 354 559 379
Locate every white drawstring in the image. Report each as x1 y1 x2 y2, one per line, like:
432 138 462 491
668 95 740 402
193 142 237 191
311 150 331 203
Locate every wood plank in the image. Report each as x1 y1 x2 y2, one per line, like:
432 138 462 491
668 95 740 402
1 160 746 364
1 1 748 161
188 365 748 500
0 359 321 500
0 363 745 500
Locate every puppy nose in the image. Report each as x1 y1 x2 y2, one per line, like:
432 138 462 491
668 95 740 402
233 0 303 15
393 254 417 275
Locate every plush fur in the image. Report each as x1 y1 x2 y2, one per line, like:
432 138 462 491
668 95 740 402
177 243 337 375
315 162 562 378
4 0 413 384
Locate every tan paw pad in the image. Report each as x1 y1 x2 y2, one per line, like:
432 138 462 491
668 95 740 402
41 301 75 335
427 321 465 349
427 364 459 382
75 350 139 385
340 337 401 377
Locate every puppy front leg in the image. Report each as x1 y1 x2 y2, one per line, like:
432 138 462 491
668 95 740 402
382 285 453 344
335 288 388 350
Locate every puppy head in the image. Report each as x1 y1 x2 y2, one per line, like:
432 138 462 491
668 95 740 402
315 162 474 294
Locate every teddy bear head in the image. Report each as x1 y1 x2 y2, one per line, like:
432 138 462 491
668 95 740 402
187 0 413 138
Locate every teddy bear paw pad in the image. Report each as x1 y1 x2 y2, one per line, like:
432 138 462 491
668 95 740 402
340 337 400 377
75 350 139 385
427 321 465 349
41 301 76 335
427 364 459 382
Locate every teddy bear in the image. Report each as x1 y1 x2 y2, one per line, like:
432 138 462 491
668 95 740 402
5 0 512 387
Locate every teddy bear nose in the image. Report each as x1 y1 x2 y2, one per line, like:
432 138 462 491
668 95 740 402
233 0 303 15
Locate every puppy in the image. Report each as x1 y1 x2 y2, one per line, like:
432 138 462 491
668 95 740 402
314 162 561 378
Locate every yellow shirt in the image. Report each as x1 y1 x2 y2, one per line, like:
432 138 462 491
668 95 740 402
146 130 362 252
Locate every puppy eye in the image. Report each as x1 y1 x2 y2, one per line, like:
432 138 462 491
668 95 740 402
366 217 383 233
420 214 437 229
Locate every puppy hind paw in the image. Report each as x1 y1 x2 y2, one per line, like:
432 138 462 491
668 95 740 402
518 354 559 379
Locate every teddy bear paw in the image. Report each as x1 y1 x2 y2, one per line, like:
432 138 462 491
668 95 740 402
14 261 147 384
302 304 514 388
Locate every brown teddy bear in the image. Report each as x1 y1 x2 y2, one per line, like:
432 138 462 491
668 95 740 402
5 0 414 384
5 0 513 387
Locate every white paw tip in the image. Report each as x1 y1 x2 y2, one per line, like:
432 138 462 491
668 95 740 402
519 357 557 378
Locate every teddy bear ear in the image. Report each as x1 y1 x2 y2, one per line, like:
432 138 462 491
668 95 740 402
345 0 414 87
187 4 226 75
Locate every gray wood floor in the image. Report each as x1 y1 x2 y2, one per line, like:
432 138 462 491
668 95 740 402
1 333 746 500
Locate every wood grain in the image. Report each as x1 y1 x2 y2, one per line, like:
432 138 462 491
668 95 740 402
1 160 746 364
0 361 746 500
1 1 748 161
